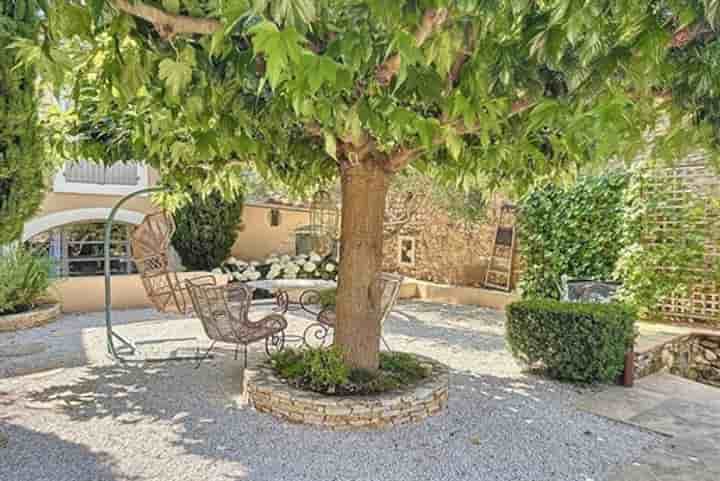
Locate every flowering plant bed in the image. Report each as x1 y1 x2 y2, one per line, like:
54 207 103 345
269 348 430 396
214 252 338 283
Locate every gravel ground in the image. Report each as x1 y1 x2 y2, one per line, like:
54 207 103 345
0 301 660 481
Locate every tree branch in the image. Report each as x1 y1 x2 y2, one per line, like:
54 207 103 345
383 147 424 173
376 8 449 86
113 0 221 39
447 23 477 91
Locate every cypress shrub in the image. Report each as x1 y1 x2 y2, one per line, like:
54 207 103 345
172 191 244 271
0 1 52 244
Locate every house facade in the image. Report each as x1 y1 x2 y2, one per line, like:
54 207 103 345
23 160 310 311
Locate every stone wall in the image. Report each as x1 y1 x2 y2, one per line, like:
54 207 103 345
382 186 521 289
634 334 720 387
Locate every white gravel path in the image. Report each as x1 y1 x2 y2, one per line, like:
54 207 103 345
0 301 659 481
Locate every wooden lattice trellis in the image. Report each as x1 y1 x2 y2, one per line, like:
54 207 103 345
645 160 720 325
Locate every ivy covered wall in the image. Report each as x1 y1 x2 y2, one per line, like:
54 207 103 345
516 173 629 300
0 0 51 244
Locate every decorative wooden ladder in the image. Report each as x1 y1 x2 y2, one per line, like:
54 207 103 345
483 203 516 292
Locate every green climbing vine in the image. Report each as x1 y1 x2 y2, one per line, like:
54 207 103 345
615 168 719 318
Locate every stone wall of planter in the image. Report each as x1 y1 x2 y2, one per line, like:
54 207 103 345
0 303 61 332
244 355 449 430
634 334 720 387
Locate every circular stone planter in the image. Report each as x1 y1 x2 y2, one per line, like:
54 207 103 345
244 354 449 430
0 303 61 333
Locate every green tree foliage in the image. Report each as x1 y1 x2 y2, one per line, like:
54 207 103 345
0 0 52 244
506 298 636 383
31 0 720 368
172 191 244 271
517 173 629 299
34 0 719 193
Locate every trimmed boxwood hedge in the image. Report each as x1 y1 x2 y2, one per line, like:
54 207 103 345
506 299 636 383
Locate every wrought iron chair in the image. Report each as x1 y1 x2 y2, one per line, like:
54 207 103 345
186 276 287 367
304 273 403 350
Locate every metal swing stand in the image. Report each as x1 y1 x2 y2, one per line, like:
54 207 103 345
104 187 210 363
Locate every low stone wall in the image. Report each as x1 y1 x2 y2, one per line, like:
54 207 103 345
245 354 449 430
0 303 61 332
634 334 720 387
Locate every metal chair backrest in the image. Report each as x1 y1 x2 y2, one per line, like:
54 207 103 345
377 273 404 326
186 277 252 342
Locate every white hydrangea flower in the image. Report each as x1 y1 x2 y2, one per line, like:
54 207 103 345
232 272 243 281
309 253 322 263
325 263 336 273
211 268 223 275
227 257 238 265
250 261 260 267
280 254 291 262
249 271 262 280
303 262 317 273
266 270 278 280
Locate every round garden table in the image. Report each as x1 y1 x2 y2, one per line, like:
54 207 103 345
246 279 337 347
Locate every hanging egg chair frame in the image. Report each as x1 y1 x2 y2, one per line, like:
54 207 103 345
104 187 209 363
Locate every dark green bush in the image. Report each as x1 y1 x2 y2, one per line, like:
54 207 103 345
0 247 53 315
517 173 629 299
172 191 244 271
269 347 429 395
506 299 636 383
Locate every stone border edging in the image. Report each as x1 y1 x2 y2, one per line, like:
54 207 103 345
244 353 449 430
0 303 61 333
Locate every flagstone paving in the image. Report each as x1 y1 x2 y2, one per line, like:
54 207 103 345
578 373 720 481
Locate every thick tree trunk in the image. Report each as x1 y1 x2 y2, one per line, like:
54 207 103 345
334 159 390 370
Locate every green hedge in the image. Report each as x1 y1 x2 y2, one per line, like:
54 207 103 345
172 191 244 271
517 173 629 299
506 299 636 383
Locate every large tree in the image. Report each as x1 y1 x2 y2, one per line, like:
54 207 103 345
36 0 719 369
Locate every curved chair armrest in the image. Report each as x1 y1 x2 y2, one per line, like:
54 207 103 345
249 313 288 333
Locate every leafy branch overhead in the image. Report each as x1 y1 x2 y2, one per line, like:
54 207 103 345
34 0 720 195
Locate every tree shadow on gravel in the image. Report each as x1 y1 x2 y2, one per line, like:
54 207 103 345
13 360 648 481
0 419 135 481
